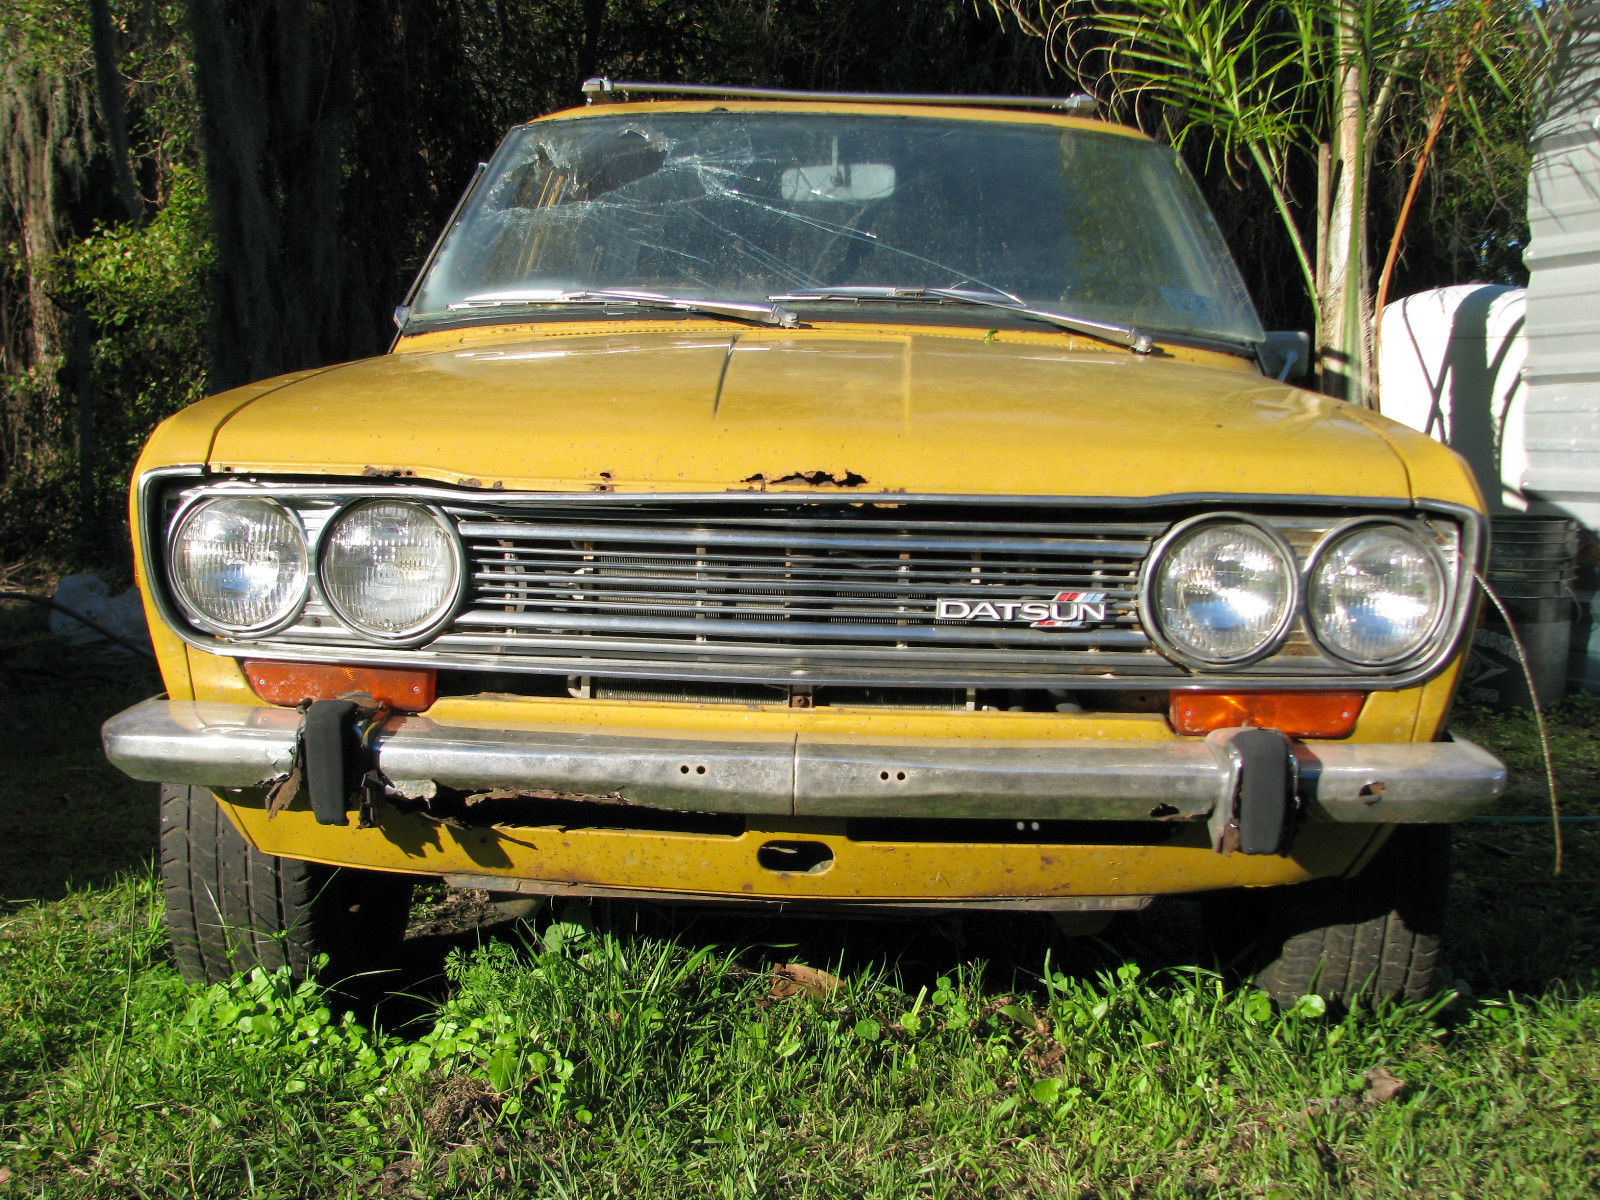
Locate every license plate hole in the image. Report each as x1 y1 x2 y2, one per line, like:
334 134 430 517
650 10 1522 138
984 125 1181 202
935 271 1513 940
756 840 835 875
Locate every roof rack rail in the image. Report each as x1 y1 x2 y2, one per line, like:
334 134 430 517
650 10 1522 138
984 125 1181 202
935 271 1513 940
580 78 1096 117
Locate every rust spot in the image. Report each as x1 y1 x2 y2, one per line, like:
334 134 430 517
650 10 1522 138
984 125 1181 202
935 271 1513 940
592 471 615 493
752 469 869 488
361 465 416 478
491 480 505 490
1359 781 1386 803
459 477 482 488
1039 855 1057 867
465 787 631 807
1148 803 1181 820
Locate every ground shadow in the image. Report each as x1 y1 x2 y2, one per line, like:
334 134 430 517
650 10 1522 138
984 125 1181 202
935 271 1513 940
365 884 1221 1038
1 603 163 906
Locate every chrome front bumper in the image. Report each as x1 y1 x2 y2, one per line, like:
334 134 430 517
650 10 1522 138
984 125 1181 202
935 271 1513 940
103 698 1505 825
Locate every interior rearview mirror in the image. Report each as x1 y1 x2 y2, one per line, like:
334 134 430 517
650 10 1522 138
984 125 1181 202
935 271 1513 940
781 163 895 203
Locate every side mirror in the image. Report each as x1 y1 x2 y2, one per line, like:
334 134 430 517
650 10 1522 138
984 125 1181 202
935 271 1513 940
1258 331 1311 382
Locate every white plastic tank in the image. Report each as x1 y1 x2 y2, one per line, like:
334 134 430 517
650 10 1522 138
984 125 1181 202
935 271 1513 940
1377 284 1528 512
1378 285 1578 708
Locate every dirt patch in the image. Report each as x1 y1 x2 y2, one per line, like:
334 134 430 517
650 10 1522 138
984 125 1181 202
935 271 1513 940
405 887 508 939
422 1074 501 1142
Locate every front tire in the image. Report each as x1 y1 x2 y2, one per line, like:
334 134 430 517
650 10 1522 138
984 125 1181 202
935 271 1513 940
1203 826 1450 1007
159 784 412 987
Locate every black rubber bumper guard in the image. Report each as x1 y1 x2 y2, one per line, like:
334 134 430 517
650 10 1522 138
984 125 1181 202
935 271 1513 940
1206 726 1298 855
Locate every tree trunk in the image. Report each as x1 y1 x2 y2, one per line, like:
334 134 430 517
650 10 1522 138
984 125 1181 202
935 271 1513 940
188 0 358 389
0 59 96 372
1317 8 1372 405
88 0 141 223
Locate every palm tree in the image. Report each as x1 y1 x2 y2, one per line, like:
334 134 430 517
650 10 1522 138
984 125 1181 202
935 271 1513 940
993 0 1544 406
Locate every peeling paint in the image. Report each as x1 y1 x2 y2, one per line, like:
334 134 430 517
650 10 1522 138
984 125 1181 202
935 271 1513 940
360 465 417 478
741 469 868 488
388 778 438 801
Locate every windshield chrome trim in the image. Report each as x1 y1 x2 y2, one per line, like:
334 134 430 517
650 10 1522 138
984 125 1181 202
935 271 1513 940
394 162 487 343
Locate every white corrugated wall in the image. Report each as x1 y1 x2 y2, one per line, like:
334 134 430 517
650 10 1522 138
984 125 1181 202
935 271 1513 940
1522 1 1600 686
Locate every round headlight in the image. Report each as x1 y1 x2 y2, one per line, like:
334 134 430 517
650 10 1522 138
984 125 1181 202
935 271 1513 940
319 500 461 640
1147 519 1296 667
169 497 308 634
1308 523 1445 666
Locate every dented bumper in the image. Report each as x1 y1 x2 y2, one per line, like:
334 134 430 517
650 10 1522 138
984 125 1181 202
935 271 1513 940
103 698 1505 826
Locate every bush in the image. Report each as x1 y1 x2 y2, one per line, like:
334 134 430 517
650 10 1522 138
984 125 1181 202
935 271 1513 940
0 165 212 566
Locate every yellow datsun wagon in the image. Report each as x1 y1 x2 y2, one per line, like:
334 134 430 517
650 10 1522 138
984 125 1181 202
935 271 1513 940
103 81 1505 1005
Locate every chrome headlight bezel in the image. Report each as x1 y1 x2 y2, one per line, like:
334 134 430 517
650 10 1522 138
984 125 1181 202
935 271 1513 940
1304 518 1450 668
315 498 466 645
167 495 310 637
1141 514 1299 670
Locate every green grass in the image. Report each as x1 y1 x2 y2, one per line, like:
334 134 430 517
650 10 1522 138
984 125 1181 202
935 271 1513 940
3 890 1598 1198
4 595 1600 1197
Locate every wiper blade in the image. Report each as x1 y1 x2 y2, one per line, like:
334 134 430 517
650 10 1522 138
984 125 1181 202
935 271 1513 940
452 288 798 328
771 286 1153 353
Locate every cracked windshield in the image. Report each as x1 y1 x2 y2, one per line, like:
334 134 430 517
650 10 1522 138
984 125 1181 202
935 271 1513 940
410 112 1264 345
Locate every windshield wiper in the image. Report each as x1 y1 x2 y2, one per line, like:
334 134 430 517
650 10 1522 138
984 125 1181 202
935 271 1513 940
770 286 1154 354
451 288 798 328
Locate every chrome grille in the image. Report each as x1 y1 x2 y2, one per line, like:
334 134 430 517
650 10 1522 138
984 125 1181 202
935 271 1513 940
433 499 1162 684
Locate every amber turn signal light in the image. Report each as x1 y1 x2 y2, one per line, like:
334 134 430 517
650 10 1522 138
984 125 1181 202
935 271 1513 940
244 661 436 710
1168 691 1364 738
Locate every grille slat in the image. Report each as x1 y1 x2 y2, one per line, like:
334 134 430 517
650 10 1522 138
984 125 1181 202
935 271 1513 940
471 544 1139 571
456 519 1150 558
474 592 1141 615
474 569 1139 594
453 606 1148 645
432 633 1171 681
448 508 1165 537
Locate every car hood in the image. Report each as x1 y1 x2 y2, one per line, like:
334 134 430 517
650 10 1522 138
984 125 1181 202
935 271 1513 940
203 328 1426 499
